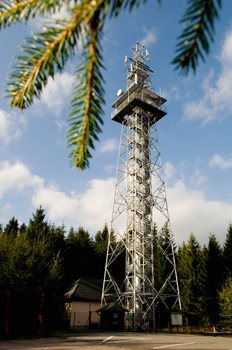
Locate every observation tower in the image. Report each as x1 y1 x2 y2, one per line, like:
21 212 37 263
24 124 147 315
101 43 181 331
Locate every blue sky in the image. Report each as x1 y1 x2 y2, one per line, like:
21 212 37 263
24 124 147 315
0 1 232 244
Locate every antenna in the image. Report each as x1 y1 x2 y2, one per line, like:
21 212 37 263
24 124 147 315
145 49 150 62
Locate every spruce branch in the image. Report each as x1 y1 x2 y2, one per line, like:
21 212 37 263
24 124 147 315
68 12 104 169
7 1 105 109
172 0 222 74
0 0 65 28
109 0 148 17
8 21 79 109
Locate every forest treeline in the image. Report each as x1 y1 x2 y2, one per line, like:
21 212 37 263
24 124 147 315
0 207 232 337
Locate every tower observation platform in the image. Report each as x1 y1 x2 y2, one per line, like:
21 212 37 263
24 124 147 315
101 43 181 332
111 57 166 125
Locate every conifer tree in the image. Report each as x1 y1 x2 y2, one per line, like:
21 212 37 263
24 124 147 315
75 226 94 277
153 224 162 289
27 207 50 241
205 234 224 325
154 223 175 293
197 245 208 322
177 234 206 319
223 223 232 278
64 226 94 286
94 224 109 278
23 208 65 335
4 217 19 237
219 277 232 328
0 213 64 336
95 224 108 255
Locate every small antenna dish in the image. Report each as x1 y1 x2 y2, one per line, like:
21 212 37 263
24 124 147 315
124 55 128 64
117 89 123 97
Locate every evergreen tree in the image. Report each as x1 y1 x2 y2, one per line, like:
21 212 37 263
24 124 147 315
219 278 232 328
95 224 108 256
0 224 10 337
197 245 208 322
94 224 109 278
153 223 162 290
205 234 224 325
153 223 178 327
26 207 50 242
64 227 76 287
0 209 66 336
223 223 232 278
75 226 94 277
0 218 32 336
2 211 230 333
177 234 206 319
154 223 175 293
64 226 94 287
4 217 19 237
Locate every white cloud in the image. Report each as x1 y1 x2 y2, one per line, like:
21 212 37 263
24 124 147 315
163 161 176 180
167 180 231 244
31 172 231 244
77 178 115 228
0 109 26 144
220 27 232 64
209 154 232 169
0 161 43 198
32 187 79 222
0 160 114 231
99 138 118 153
194 170 207 186
162 85 180 102
0 160 230 244
32 178 115 231
39 72 74 115
141 28 158 47
184 28 232 123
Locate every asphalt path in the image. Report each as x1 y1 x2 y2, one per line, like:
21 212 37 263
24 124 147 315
0 332 232 350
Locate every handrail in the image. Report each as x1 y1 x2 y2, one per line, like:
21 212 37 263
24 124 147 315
111 90 167 119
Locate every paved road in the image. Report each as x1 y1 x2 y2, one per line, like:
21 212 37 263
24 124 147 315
0 332 232 350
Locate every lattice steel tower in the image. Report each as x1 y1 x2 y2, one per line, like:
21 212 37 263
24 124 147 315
101 43 181 331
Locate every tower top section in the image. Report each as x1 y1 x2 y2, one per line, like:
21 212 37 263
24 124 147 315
125 42 152 90
112 42 167 125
